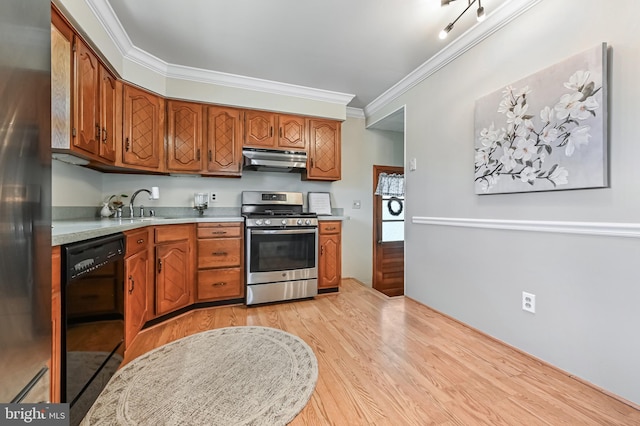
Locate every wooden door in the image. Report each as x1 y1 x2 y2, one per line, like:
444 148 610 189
167 100 203 172
125 249 148 347
307 119 341 180
206 106 243 175
244 110 276 148
318 221 342 289
98 66 117 163
73 37 99 156
277 114 306 150
122 84 164 170
155 241 191 316
373 165 404 296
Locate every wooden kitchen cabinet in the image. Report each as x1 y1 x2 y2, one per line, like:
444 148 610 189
244 111 306 151
318 221 342 290
205 106 244 176
73 37 118 163
196 223 244 302
154 225 195 316
51 246 62 403
123 228 150 348
122 83 165 171
305 119 341 181
166 100 204 172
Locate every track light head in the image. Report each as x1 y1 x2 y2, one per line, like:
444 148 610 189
439 23 454 40
477 6 486 21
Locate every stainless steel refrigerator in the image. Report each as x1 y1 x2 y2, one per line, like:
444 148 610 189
0 0 52 403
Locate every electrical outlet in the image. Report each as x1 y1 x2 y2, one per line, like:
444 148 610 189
522 291 536 314
210 193 216 202
352 200 361 209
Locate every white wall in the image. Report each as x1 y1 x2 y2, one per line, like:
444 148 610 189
52 117 403 285
367 0 640 405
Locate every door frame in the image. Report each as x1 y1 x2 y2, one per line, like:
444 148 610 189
372 165 404 295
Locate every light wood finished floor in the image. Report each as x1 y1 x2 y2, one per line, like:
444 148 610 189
124 279 640 425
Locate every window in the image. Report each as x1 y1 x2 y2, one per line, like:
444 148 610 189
381 196 404 242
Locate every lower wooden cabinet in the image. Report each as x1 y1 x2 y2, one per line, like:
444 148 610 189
154 225 195 316
318 221 342 290
124 228 150 348
51 246 62 403
196 223 244 302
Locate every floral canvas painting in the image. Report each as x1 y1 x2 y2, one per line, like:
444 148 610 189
474 44 608 194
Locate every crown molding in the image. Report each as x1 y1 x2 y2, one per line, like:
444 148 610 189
412 216 640 239
85 0 355 106
346 107 365 119
364 0 544 118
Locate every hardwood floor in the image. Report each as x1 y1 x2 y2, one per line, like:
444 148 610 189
124 279 640 425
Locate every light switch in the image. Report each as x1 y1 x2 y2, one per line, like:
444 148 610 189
409 158 417 171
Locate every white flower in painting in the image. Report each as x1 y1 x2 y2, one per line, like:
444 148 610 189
475 149 490 168
541 126 560 144
514 138 537 162
549 166 569 186
479 123 501 148
480 174 501 192
570 96 599 120
565 125 591 156
499 147 517 171
516 86 532 98
506 103 529 129
497 97 511 114
540 106 554 124
539 151 547 163
502 85 516 97
564 70 590 91
554 92 583 120
520 166 537 184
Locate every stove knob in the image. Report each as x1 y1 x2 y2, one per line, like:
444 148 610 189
281 219 287 226
256 219 263 226
264 219 271 225
296 219 303 225
305 219 312 225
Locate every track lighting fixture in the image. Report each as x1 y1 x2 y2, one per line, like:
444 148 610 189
438 0 487 39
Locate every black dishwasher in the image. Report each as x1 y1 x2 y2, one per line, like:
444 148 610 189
62 233 125 425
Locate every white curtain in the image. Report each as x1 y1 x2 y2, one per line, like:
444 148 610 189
374 173 404 197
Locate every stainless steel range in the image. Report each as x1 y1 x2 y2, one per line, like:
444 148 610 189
242 191 318 305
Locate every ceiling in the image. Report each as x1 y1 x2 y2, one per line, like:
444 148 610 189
103 0 508 109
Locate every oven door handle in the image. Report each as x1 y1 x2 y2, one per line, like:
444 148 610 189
250 228 316 235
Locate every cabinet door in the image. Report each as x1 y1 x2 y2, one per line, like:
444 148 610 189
73 37 99 156
51 246 62 403
278 114 306 150
98 66 117 163
155 241 191 316
319 223 341 289
244 110 276 148
125 249 149 348
167 100 203 172
122 84 165 170
307 119 341 181
205 106 243 175
51 10 73 152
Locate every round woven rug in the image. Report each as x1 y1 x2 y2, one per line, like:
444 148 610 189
80 326 318 426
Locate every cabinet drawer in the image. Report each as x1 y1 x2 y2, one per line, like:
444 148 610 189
197 223 242 239
197 239 241 269
319 221 341 234
197 268 243 301
125 228 149 256
155 224 192 243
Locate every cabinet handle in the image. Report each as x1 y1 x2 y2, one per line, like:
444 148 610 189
125 137 130 151
325 227 336 231
212 282 227 287
128 275 135 294
137 239 144 244
208 150 212 162
211 231 226 235
102 127 108 142
212 251 227 256
197 149 201 160
321 246 324 256
157 259 162 273
95 123 100 140
279 127 282 138
311 158 314 168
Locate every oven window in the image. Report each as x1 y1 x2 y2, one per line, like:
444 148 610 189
250 232 316 272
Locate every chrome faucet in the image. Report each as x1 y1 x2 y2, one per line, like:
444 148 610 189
129 189 152 218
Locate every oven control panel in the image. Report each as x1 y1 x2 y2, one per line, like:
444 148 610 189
246 217 318 228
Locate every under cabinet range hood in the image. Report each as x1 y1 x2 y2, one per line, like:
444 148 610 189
242 148 307 173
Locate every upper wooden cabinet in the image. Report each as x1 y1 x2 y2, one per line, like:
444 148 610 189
205 106 244 176
166 100 203 172
122 83 165 171
244 111 307 151
306 119 341 181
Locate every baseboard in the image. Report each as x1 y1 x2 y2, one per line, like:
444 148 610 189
405 295 640 412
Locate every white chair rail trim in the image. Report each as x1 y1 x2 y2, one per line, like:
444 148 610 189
412 216 640 239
